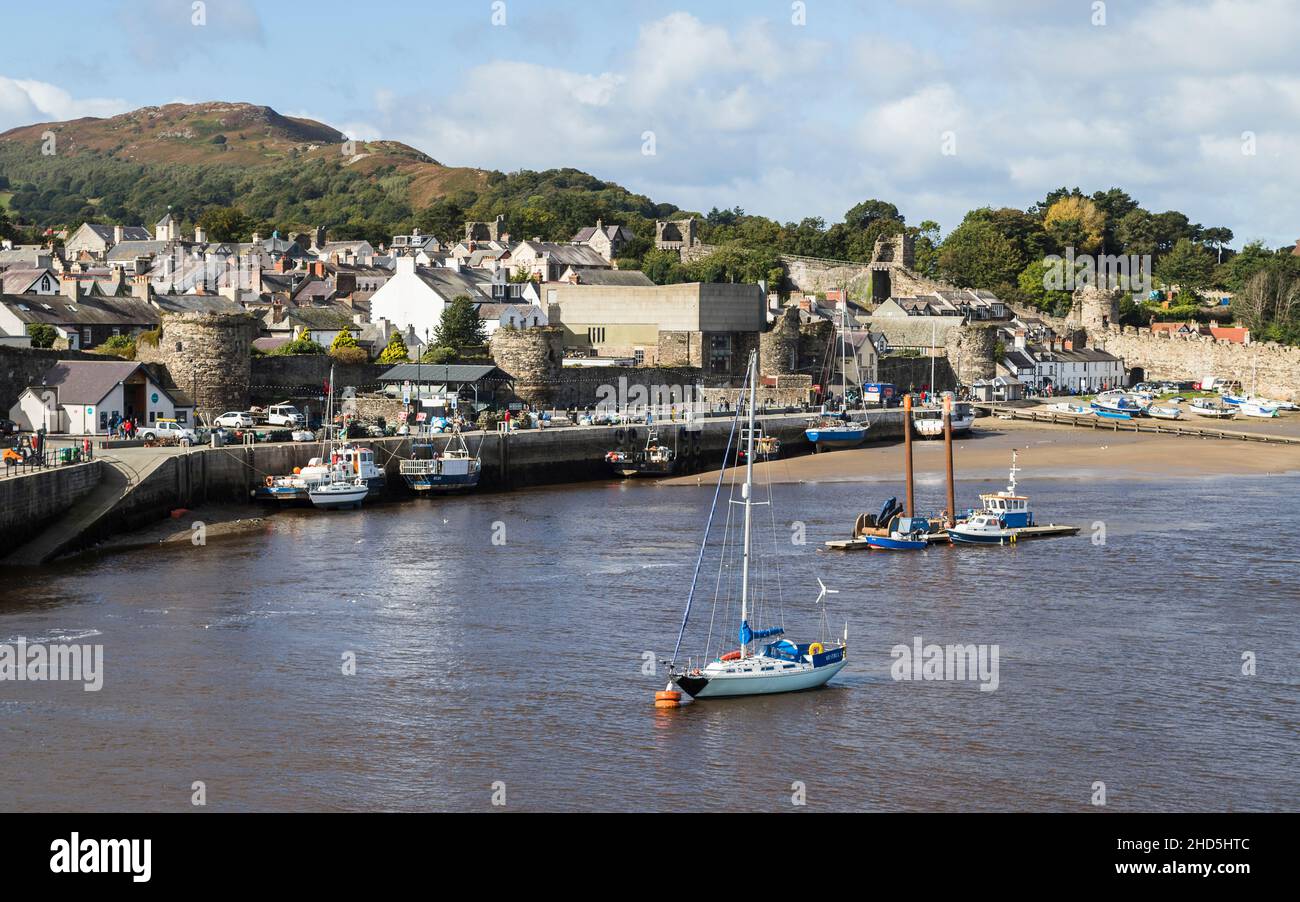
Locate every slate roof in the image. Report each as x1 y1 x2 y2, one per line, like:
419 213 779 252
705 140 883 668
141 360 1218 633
414 266 493 301
571 224 635 243
379 363 512 385
34 360 151 405
0 294 159 326
83 224 152 243
565 269 655 287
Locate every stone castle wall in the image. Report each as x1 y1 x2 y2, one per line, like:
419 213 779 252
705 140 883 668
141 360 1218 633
1095 327 1300 400
759 307 800 376
136 312 260 415
489 327 564 406
944 323 998 385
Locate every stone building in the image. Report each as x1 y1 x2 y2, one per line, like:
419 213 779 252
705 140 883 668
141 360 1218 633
465 215 508 244
135 310 260 418
944 323 999 386
542 281 765 378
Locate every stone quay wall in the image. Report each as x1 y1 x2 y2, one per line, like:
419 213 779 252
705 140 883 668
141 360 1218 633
1095 326 1300 400
0 460 102 536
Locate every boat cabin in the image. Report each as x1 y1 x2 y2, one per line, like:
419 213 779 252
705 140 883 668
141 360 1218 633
978 492 1032 528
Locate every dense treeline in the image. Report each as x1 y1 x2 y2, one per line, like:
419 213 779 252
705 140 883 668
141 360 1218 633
2 146 1296 343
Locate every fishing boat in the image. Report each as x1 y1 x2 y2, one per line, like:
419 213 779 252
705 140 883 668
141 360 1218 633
947 451 1035 546
1147 405 1183 420
863 515 930 551
1239 400 1279 418
1091 391 1147 419
660 352 848 704
400 429 482 492
1044 402 1093 416
254 365 386 504
913 399 975 437
605 428 677 478
307 478 368 510
806 303 869 450
1188 397 1237 419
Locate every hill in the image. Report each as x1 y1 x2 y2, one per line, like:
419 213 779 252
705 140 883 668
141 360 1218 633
0 101 496 242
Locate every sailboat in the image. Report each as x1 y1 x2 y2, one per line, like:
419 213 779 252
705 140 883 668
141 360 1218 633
660 351 848 704
805 302 869 450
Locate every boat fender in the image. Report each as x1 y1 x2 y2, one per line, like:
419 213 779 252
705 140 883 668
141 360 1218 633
614 429 625 444
809 642 824 656
265 476 273 487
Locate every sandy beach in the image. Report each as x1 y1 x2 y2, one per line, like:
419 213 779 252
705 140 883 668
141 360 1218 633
661 417 1300 486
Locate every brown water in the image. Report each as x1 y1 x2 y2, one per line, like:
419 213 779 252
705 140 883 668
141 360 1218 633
1 473 1296 811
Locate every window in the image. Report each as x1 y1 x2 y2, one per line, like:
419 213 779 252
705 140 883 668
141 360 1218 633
175 411 188 423
149 411 157 423
633 348 645 365
587 327 606 345
83 328 93 345
99 412 108 430
709 334 732 374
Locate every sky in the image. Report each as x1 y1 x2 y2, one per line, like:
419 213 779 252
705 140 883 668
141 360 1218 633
0 0 1296 247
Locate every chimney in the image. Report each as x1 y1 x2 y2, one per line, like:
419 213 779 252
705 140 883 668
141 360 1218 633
131 274 151 302
113 225 125 245
396 255 417 275
252 232 262 245
275 256 289 273
194 225 206 244
412 228 421 238
60 273 81 301
1013 329 1026 349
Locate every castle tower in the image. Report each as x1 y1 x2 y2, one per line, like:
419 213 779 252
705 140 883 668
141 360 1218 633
137 311 260 418
1072 284 1122 335
944 323 998 385
489 326 562 407
759 306 801 377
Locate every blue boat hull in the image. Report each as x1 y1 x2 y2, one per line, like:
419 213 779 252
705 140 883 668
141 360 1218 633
1093 408 1135 420
946 528 1016 546
404 472 481 493
805 427 867 448
864 534 927 551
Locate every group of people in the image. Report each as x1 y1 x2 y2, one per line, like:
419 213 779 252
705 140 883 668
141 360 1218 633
108 413 141 439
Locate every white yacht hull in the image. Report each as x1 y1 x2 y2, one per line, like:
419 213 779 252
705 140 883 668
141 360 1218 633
678 657 847 698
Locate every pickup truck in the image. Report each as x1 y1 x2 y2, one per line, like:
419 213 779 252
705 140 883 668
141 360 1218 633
265 404 305 427
138 420 198 444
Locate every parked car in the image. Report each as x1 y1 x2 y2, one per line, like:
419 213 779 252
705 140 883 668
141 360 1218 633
0 418 19 436
138 420 198 445
213 411 257 428
266 404 305 427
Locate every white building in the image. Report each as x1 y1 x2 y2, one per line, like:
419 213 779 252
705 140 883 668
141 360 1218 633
9 360 192 434
368 257 493 339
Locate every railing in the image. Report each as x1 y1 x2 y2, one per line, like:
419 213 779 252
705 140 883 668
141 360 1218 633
0 444 95 479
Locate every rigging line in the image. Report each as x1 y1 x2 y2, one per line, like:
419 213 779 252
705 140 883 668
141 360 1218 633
670 369 745 667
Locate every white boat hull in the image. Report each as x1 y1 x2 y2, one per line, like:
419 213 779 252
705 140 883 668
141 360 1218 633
679 657 847 698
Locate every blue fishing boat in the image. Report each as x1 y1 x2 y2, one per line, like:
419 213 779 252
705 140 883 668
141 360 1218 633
863 515 930 551
399 429 481 493
1091 391 1146 419
805 418 869 449
947 451 1034 546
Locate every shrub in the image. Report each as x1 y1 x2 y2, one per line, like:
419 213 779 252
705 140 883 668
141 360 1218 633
329 345 369 365
421 345 457 365
136 327 161 348
93 335 137 359
272 336 326 356
26 323 57 348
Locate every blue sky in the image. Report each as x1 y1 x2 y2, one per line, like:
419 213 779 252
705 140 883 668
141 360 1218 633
1 0 1297 247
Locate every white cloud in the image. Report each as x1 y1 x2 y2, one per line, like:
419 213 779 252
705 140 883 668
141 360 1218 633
0 77 129 132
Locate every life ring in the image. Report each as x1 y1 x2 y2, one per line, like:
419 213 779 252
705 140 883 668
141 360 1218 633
264 476 273 487
809 642 824 656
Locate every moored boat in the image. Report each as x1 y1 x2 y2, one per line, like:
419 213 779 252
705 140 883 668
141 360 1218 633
1240 400 1279 418
1188 397 1237 418
863 515 930 551
307 478 368 510
1091 391 1147 419
400 429 482 492
1147 405 1183 420
662 351 848 703
606 428 678 477
913 399 974 437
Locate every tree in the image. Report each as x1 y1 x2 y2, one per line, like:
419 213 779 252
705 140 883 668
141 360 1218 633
1201 226 1234 263
1017 259 1073 316
938 217 1024 290
421 345 457 364
434 295 487 352
1155 238 1215 293
26 323 58 348
1043 196 1106 254
197 206 255 242
377 332 410 364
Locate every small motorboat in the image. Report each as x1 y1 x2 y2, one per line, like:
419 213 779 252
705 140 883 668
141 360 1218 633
863 515 931 551
1240 400 1279 418
1188 398 1237 418
805 418 868 449
307 478 368 510
1045 402 1093 416
947 512 1018 546
1147 405 1183 420
1091 391 1147 419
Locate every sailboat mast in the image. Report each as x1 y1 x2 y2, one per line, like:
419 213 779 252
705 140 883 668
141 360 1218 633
740 351 757 659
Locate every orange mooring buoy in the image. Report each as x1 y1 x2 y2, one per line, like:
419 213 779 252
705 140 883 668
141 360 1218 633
654 686 682 708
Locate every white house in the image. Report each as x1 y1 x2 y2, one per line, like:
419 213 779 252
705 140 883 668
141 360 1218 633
476 303 548 336
368 257 492 339
9 360 192 434
1 267 60 295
